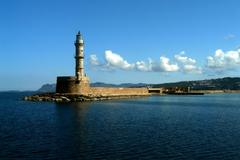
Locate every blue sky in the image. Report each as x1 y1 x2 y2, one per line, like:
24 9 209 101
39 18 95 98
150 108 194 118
1 0 240 90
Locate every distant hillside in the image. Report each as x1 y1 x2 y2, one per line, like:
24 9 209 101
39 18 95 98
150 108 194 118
37 77 240 92
152 77 240 90
38 84 56 93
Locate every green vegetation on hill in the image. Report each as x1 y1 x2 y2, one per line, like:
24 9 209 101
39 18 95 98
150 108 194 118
153 77 240 90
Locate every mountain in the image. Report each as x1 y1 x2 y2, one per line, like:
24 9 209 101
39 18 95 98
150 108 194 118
90 82 118 87
37 84 56 93
37 77 240 92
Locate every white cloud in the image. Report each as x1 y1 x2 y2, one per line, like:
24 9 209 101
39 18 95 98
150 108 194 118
207 49 240 70
89 54 100 66
174 51 202 74
174 51 196 65
183 65 202 74
104 50 135 70
135 57 179 72
135 60 151 72
157 56 179 72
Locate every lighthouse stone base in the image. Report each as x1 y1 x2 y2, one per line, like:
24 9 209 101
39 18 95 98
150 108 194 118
56 76 90 94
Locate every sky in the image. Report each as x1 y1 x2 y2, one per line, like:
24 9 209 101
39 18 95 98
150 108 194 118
0 0 240 91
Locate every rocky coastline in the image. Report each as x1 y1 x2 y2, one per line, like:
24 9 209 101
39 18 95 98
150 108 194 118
24 93 150 102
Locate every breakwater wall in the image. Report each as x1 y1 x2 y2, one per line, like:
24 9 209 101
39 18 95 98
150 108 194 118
24 93 150 102
89 87 149 96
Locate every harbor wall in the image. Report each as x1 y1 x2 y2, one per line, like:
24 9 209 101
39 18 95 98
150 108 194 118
89 87 149 95
56 77 149 96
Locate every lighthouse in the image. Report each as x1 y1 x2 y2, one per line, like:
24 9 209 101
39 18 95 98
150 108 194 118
75 31 85 81
56 31 90 94
55 31 148 96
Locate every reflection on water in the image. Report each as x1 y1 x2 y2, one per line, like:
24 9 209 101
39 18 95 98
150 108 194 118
53 102 92 159
55 102 91 125
1 93 240 159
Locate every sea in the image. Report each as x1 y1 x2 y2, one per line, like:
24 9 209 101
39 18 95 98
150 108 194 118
1 92 240 160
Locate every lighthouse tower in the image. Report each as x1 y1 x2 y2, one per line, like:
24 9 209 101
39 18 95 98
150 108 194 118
56 31 90 94
75 31 85 81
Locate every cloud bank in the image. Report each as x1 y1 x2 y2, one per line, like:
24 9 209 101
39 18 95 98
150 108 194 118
90 50 202 74
90 48 240 75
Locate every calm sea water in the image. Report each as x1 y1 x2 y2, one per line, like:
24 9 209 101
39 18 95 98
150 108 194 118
1 92 240 159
